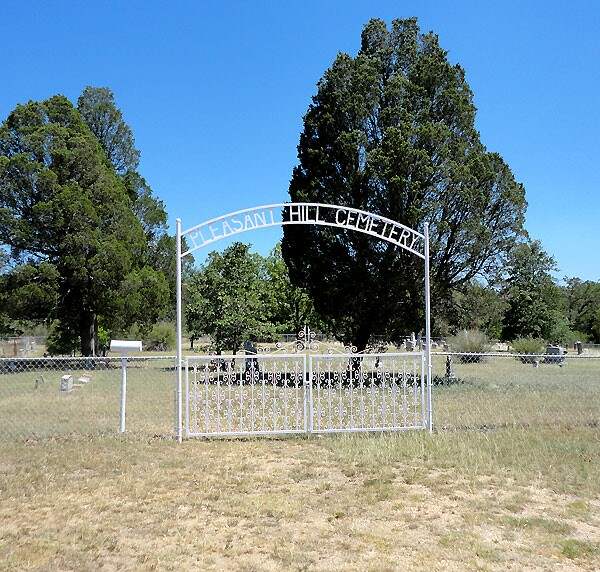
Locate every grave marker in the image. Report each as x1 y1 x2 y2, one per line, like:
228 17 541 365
60 375 73 393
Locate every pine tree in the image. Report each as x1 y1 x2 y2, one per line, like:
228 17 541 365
282 18 526 350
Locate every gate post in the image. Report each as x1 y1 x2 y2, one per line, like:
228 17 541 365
307 354 314 434
303 353 309 433
176 218 183 442
302 326 314 435
424 222 433 432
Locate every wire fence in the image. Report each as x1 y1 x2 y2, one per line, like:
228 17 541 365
581 342 600 353
0 356 176 441
0 336 47 358
0 352 598 441
433 352 600 431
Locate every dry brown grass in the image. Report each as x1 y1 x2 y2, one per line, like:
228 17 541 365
1 431 599 571
1 354 599 569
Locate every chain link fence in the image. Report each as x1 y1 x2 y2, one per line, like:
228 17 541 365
0 336 47 357
1 353 598 441
0 356 175 441
432 352 600 431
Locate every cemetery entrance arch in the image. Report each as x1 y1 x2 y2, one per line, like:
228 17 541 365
175 203 432 440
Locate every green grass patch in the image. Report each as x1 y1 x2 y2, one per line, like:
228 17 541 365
561 539 599 560
502 516 573 535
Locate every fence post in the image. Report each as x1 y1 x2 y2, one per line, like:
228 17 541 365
185 359 190 438
119 356 127 433
424 222 433 433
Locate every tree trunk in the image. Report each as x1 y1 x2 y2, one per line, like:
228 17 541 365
347 326 370 384
79 312 95 356
352 326 371 354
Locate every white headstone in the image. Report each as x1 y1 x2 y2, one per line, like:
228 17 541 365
60 375 73 393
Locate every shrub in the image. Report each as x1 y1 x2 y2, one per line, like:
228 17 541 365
547 321 586 346
570 331 590 344
431 373 465 386
127 322 142 340
144 322 175 351
97 326 111 356
511 337 545 354
448 329 490 362
510 336 545 364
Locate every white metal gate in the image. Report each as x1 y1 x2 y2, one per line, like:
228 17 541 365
185 351 426 437
175 204 434 441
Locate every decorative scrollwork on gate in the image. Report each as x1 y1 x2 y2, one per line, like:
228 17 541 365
310 353 426 432
186 350 426 437
187 354 307 436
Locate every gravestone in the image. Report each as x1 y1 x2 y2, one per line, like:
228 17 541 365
34 374 46 390
445 355 455 382
60 375 73 393
544 345 565 365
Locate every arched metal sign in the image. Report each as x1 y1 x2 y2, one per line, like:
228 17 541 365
181 203 426 259
175 203 432 441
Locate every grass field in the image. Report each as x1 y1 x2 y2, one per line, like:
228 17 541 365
432 354 600 431
1 354 599 570
1 430 599 571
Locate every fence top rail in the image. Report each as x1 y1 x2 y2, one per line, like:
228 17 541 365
186 353 304 360
438 351 600 359
0 355 177 362
3 352 596 362
186 351 424 361
312 351 424 359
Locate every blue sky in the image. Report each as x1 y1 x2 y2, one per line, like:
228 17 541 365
1 1 599 280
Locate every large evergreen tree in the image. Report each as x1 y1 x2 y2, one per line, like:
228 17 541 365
282 18 526 350
0 96 146 354
77 87 181 313
77 86 140 174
